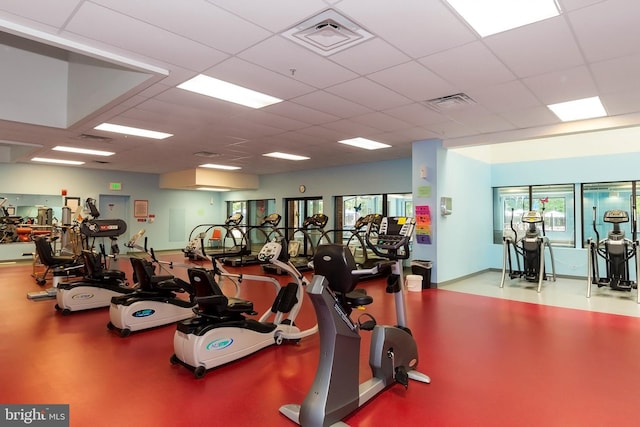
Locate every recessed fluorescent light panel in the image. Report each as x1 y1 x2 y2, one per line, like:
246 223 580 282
199 163 242 170
53 146 114 156
547 96 607 122
94 123 173 140
445 0 562 37
338 137 391 150
262 152 310 161
177 75 283 109
31 157 85 165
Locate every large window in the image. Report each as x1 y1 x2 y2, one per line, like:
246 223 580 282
493 184 575 247
387 193 413 217
332 193 411 245
582 182 637 246
226 199 277 251
226 201 246 220
341 195 383 229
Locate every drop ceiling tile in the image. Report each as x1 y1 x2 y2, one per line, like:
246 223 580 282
381 127 441 143
121 101 208 129
424 119 475 140
207 0 329 33
383 103 448 127
66 2 228 71
330 38 410 75
276 131 327 145
0 0 81 28
419 41 516 89
295 125 345 141
499 106 560 129
568 0 640 62
591 53 640 94
600 88 640 116
207 117 284 140
320 119 381 137
265 101 340 126
326 78 412 111
155 87 249 120
467 80 540 113
484 17 584 78
91 0 272 54
559 0 606 11
351 112 413 132
237 110 309 132
203 57 315 100
522 65 598 104
445 109 516 135
291 91 372 118
239 35 357 88
338 0 477 58
368 61 457 102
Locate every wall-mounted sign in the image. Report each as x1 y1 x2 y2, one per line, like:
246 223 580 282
134 200 148 218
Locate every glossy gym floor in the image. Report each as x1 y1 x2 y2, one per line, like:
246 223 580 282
2 254 640 427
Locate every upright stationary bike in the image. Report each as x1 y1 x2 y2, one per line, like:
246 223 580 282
280 216 430 427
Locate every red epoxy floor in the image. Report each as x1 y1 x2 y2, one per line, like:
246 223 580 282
2 253 640 426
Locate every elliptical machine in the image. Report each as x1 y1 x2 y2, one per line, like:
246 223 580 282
500 208 556 292
107 235 195 337
280 216 430 427
587 207 640 302
171 239 317 378
54 247 134 315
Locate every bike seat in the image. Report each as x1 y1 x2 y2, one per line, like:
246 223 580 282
345 289 373 306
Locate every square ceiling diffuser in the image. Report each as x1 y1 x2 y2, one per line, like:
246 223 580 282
282 9 374 56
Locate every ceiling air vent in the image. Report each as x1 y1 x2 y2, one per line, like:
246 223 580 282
77 133 113 142
282 9 374 56
194 151 221 158
423 93 476 112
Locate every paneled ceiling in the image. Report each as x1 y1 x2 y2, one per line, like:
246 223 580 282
1 0 639 175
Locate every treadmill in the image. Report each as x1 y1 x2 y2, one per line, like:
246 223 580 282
348 213 389 280
182 213 248 261
223 213 282 267
263 213 330 274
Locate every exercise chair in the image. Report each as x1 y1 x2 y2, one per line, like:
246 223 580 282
208 228 222 248
32 236 82 286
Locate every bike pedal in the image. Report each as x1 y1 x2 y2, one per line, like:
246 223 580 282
357 312 376 331
395 366 409 388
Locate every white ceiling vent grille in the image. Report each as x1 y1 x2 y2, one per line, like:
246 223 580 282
423 93 476 112
77 133 113 142
194 151 221 158
282 9 374 56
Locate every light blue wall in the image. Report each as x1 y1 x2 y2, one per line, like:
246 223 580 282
1 159 412 260
490 153 640 277
411 140 439 279
438 149 493 282
0 163 221 260
492 153 640 187
412 140 493 284
6 149 636 281
220 158 412 232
